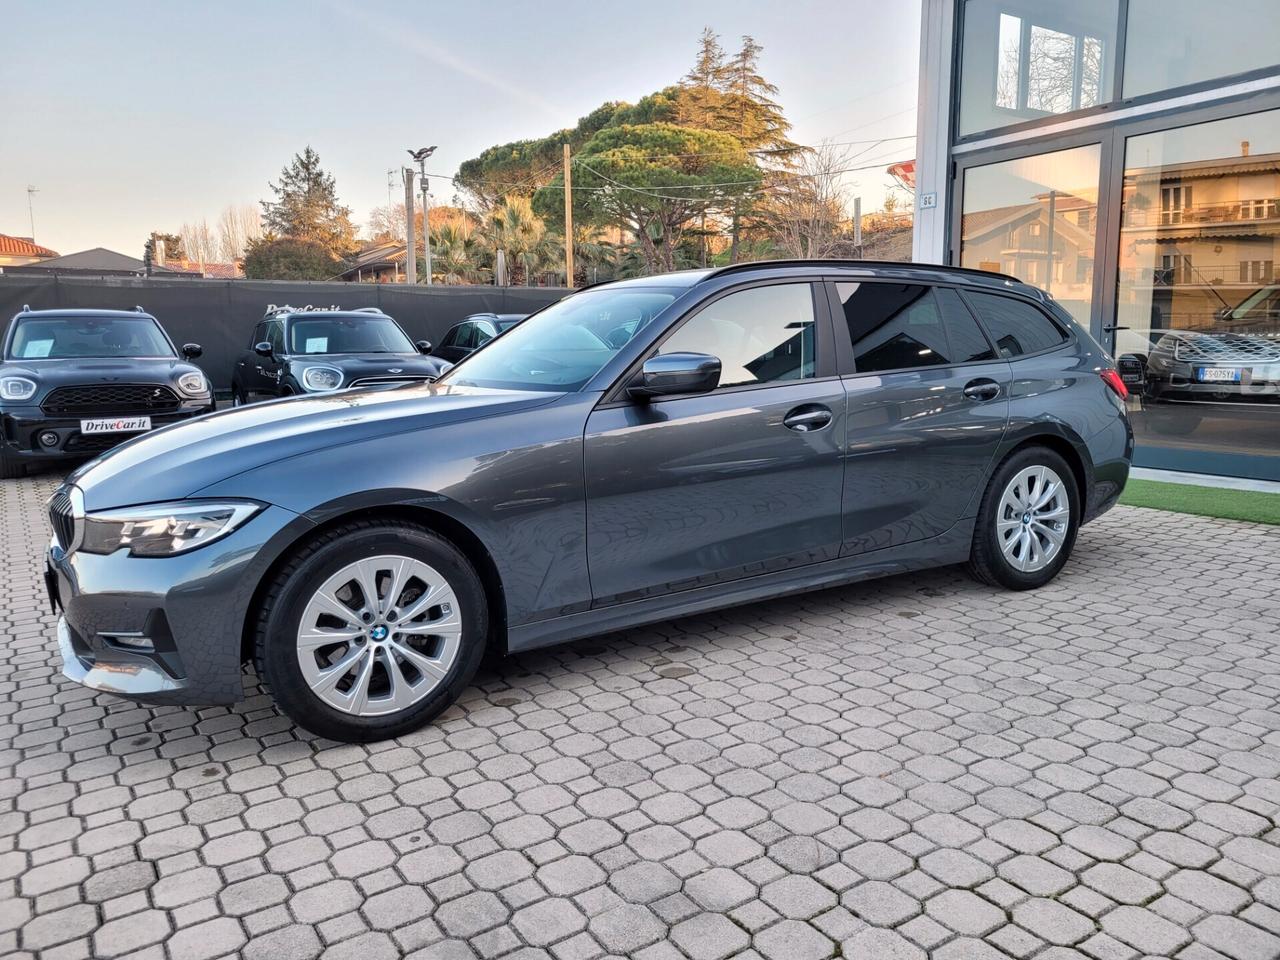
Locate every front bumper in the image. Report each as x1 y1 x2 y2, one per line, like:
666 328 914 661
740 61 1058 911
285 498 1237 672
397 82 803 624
48 502 306 706
2 400 215 463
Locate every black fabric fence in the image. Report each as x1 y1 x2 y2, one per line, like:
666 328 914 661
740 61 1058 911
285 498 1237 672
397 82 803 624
0 276 567 391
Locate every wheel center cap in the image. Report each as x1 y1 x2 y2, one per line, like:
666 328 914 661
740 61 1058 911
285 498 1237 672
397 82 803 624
1022 512 1032 524
370 625 389 641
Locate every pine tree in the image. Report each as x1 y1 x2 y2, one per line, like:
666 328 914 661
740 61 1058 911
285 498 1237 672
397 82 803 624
676 28 727 129
718 36 798 155
260 147 358 258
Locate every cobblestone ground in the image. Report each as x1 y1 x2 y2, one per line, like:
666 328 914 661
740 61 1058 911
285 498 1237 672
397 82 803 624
3 470 1280 960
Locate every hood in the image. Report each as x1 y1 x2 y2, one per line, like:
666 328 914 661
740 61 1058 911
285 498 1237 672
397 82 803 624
1 357 204 400
68 383 561 510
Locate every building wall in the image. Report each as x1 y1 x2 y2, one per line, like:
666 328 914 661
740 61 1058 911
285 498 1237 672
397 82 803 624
914 0 1280 481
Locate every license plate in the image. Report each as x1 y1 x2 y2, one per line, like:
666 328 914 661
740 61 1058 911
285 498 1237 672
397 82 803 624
79 416 152 434
1121 373 1142 383
1197 367 1241 382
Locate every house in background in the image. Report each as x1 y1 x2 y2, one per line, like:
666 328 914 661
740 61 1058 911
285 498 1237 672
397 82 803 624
336 240 407 283
3 246 202 278
0 234 58 270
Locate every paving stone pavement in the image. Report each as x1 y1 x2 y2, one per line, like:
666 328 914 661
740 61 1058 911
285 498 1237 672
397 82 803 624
3 468 1280 960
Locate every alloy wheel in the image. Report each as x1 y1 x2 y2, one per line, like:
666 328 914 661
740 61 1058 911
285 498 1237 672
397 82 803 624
295 555 462 716
996 465 1069 574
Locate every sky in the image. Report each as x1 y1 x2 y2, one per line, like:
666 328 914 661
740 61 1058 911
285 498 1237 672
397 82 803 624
0 1 921 258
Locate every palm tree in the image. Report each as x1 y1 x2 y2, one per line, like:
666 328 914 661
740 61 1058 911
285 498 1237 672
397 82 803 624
484 195 556 285
430 216 488 285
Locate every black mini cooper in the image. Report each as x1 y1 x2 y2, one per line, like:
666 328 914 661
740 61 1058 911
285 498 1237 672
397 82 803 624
0 306 213 478
230 307 450 405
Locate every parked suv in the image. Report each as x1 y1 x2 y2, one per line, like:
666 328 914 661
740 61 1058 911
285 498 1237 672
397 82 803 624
431 312 528 363
1 306 213 478
46 262 1132 741
230 307 449 404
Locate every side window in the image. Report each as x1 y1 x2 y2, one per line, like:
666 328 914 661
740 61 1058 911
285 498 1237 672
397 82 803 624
441 325 461 348
661 283 816 389
267 321 285 356
965 291 1068 358
475 322 495 346
251 322 268 349
836 282 994 373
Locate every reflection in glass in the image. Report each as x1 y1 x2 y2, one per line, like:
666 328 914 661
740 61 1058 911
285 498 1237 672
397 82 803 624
1116 109 1280 464
959 143 1102 327
959 0 1117 137
1123 0 1280 100
662 284 815 389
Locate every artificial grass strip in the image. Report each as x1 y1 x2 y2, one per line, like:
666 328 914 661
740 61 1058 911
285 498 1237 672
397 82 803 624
1119 479 1280 526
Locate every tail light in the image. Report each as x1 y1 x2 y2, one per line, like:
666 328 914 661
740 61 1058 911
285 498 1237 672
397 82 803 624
1100 368 1128 399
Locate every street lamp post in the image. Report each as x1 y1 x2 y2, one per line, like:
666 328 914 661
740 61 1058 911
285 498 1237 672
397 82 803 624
408 146 437 285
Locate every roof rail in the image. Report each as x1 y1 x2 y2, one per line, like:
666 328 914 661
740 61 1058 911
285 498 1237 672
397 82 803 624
21 304 31 312
701 258 1024 285
353 306 385 313
134 305 147 313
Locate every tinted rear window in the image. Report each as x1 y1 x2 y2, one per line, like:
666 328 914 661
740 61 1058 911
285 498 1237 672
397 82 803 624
965 291 1068 358
836 282 995 373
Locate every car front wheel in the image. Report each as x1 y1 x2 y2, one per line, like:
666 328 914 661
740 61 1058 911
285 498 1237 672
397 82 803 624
967 446 1080 590
254 520 488 741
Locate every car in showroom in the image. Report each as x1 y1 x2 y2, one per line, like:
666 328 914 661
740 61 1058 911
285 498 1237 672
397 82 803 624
45 261 1132 741
430 312 528 363
229 306 449 405
1 306 213 479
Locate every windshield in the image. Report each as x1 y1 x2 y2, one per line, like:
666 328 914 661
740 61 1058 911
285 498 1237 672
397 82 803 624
288 315 415 354
440 287 678 391
7 316 175 360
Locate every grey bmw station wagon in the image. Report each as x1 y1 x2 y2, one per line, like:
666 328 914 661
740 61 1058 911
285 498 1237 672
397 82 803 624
45 261 1133 742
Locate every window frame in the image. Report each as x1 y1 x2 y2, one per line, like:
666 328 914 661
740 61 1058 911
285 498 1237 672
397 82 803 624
825 279 1004 378
958 287 1076 361
600 278 838 405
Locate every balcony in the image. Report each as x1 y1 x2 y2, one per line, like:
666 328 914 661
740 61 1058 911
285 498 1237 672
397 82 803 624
1119 263 1278 287
1123 198 1280 228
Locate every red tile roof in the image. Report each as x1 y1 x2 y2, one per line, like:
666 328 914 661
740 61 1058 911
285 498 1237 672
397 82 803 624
0 234 58 258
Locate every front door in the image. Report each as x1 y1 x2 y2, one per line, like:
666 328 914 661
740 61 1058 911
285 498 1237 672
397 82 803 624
583 281 846 604
830 281 1011 555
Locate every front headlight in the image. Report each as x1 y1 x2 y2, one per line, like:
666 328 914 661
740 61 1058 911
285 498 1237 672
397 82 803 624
301 365 343 392
0 376 37 401
80 500 261 557
177 371 209 397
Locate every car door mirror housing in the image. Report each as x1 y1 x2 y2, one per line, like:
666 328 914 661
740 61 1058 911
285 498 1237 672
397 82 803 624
628 352 721 401
254 341 273 358
181 343 203 360
416 339 433 354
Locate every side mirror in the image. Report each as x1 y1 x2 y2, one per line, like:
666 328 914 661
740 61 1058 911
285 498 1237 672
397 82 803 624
416 339 433 354
181 343 203 360
254 341 273 358
627 352 721 401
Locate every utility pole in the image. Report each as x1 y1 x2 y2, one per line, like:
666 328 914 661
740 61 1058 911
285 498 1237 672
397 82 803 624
26 185 38 242
386 169 395 206
421 176 432 285
853 197 862 258
402 168 417 285
562 143 574 288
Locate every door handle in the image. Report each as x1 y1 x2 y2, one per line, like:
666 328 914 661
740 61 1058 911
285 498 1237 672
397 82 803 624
783 405 832 432
962 379 1001 402
1102 325 1130 332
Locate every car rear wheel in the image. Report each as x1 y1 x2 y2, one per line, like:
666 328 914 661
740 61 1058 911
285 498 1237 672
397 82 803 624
254 520 488 742
967 446 1079 590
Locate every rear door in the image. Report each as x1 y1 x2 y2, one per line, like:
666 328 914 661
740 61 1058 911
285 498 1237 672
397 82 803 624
831 281 1011 555
583 280 847 604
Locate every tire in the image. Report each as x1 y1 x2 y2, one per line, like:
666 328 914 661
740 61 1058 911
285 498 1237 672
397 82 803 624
230 385 248 407
0 450 25 480
254 520 489 742
967 446 1080 591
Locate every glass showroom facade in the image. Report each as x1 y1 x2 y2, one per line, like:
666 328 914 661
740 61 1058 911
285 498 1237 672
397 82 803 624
916 0 1280 480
